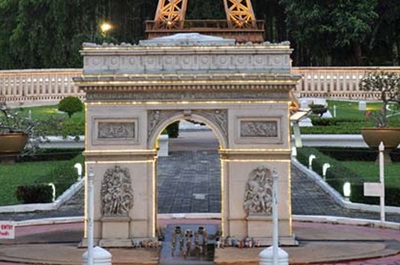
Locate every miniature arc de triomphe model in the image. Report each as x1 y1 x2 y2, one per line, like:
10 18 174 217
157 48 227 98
74 33 300 247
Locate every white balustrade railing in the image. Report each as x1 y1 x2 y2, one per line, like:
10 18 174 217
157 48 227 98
0 69 84 104
292 67 400 100
1 67 400 104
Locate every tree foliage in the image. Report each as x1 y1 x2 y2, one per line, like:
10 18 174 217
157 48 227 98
0 0 399 68
58 96 83 118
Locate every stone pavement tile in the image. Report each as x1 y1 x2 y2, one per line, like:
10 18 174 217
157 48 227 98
214 221 400 265
0 244 159 265
0 220 400 264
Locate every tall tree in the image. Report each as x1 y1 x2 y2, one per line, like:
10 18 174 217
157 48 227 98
0 0 19 69
280 0 378 66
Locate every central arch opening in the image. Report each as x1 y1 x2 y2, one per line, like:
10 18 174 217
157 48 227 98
157 119 221 214
155 118 223 261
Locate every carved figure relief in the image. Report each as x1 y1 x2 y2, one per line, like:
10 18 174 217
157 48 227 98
101 165 134 217
148 110 179 138
98 122 135 139
196 109 228 136
240 120 278 138
243 166 273 215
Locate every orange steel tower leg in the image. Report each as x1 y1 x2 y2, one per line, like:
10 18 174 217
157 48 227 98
154 0 188 29
154 0 256 29
223 0 256 28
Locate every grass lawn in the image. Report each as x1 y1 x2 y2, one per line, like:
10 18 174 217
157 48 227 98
299 100 400 134
0 160 74 206
341 161 400 188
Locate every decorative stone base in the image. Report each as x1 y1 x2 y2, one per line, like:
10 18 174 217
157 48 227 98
246 216 293 240
80 237 159 248
101 216 130 239
252 235 298 246
99 238 133 247
79 238 100 248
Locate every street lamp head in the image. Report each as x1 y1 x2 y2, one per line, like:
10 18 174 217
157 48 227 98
100 22 112 33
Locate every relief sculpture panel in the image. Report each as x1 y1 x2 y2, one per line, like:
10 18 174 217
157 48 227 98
243 166 273 216
98 122 135 139
101 165 134 217
240 120 278 138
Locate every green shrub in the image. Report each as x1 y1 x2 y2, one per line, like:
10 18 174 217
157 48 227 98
311 118 338 126
165 121 180 138
309 104 328 117
58 96 83 118
16 184 53 203
41 155 82 197
61 117 85 137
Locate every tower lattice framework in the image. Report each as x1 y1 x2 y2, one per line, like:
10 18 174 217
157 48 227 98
154 0 256 29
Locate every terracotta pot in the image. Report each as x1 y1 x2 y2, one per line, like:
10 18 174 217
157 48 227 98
361 127 400 149
0 132 28 163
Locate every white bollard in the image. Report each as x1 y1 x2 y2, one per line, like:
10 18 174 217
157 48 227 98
82 246 112 265
259 246 288 265
158 134 169 157
358 101 366 111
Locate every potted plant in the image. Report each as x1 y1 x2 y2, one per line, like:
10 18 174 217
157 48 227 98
0 103 60 164
359 71 400 162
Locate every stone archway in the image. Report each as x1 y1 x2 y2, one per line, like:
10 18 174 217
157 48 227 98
147 110 228 149
74 34 299 247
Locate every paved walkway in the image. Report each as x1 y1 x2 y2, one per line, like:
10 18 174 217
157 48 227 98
1 130 400 264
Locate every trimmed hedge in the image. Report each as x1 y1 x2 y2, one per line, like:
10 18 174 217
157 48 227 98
296 147 400 206
317 147 400 162
16 184 53 203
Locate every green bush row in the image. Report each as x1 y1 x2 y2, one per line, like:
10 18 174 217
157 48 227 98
317 147 400 162
300 116 400 134
16 184 54 204
296 147 400 206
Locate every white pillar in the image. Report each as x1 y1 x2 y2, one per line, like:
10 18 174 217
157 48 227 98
158 134 169 157
259 170 288 265
322 163 330 181
82 246 112 265
292 122 302 148
259 247 289 265
82 168 112 265
308 155 316 170
379 142 385 223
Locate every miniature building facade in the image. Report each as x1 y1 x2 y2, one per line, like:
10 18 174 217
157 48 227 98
74 34 299 246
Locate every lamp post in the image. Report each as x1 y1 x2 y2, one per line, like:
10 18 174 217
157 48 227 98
87 168 94 265
308 155 316 170
74 163 82 180
259 170 288 265
322 163 330 181
343 182 351 201
379 142 385 223
272 170 279 264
